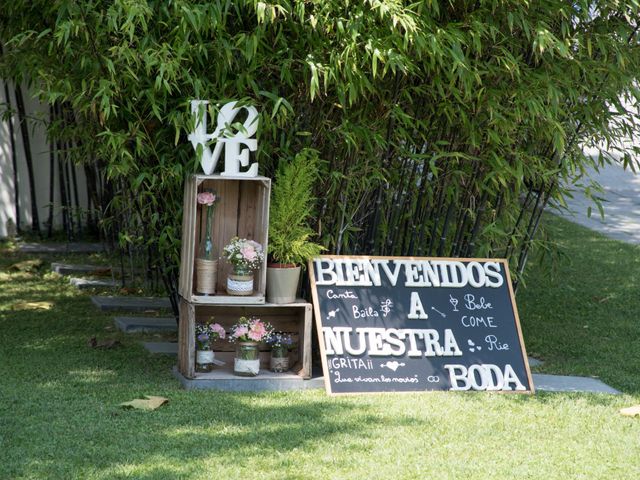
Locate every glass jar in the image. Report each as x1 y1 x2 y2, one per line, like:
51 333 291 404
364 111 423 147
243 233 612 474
270 345 289 373
196 348 215 373
227 266 254 296
234 342 260 376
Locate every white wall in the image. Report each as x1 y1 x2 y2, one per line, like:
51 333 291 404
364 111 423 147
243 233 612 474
0 82 89 238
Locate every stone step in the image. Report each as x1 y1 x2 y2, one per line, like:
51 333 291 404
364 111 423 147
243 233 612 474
91 295 172 312
18 242 104 253
115 316 177 333
52 262 112 276
143 342 178 355
528 357 543 367
173 367 325 392
532 374 620 394
70 277 118 290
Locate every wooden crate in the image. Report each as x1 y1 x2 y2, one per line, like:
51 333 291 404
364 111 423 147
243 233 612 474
179 174 270 304
178 299 313 380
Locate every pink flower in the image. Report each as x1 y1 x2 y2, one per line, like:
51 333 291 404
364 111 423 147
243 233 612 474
250 320 266 338
247 240 262 252
210 323 226 339
233 325 248 339
248 330 263 341
241 246 257 261
197 192 216 206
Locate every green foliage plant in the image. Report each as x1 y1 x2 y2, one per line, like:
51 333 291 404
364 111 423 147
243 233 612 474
268 148 325 266
1 0 639 297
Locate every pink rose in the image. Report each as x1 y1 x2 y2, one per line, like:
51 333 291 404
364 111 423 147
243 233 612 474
247 240 262 252
241 246 257 261
197 192 216 206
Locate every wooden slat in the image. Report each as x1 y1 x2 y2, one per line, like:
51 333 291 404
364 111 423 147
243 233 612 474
190 294 266 305
237 181 258 240
217 179 240 293
255 180 270 298
178 298 196 378
178 177 198 298
301 303 313 379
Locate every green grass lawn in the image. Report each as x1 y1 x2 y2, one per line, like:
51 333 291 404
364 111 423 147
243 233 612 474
1 215 640 479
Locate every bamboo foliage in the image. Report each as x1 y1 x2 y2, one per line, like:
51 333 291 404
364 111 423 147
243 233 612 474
1 1 638 297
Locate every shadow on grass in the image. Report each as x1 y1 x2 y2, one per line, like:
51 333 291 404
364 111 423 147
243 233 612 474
2 379 365 479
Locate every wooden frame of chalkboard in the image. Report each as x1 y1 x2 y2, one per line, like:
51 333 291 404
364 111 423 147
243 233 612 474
309 255 534 396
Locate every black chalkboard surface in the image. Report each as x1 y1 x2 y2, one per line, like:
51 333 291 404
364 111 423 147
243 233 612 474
309 256 534 395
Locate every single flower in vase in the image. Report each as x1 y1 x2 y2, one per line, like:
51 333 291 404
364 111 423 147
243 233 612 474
195 320 226 373
196 190 220 295
266 332 293 373
223 237 264 296
229 316 273 376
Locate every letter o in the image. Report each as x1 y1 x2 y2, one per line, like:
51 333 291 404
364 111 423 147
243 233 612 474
467 262 486 288
469 365 488 390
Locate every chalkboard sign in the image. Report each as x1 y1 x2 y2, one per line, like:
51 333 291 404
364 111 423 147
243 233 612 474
309 256 534 395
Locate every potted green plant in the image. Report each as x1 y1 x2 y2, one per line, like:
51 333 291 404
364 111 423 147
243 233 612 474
267 148 325 304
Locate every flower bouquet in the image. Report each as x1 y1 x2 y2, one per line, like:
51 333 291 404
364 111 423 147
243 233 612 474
266 332 293 373
223 237 264 295
228 316 273 376
196 190 220 295
195 320 225 372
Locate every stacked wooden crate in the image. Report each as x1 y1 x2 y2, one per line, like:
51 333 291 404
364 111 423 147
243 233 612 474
177 174 312 383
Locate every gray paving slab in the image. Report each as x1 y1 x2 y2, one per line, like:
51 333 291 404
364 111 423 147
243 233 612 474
532 374 620 394
528 357 543 367
52 262 112 276
115 316 177 333
18 242 105 253
173 366 325 391
173 368 618 393
92 295 172 312
70 277 118 290
555 161 640 243
143 342 178 355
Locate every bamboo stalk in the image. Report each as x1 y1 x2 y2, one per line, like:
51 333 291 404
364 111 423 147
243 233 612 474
14 85 40 234
2 76 20 233
47 104 55 238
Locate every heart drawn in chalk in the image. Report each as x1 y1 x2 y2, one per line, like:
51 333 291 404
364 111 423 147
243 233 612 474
381 361 405 371
467 339 482 353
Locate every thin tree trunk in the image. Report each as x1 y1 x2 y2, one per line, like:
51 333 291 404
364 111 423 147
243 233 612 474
70 154 82 237
2 78 20 233
47 105 55 238
14 85 40 234
55 104 70 238
63 141 75 239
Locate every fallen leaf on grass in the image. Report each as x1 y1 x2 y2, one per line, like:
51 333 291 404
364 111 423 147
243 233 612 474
120 396 168 411
9 259 43 272
620 405 640 417
87 337 122 349
11 301 53 311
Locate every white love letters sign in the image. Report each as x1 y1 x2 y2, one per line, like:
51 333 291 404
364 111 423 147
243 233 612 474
188 100 259 177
